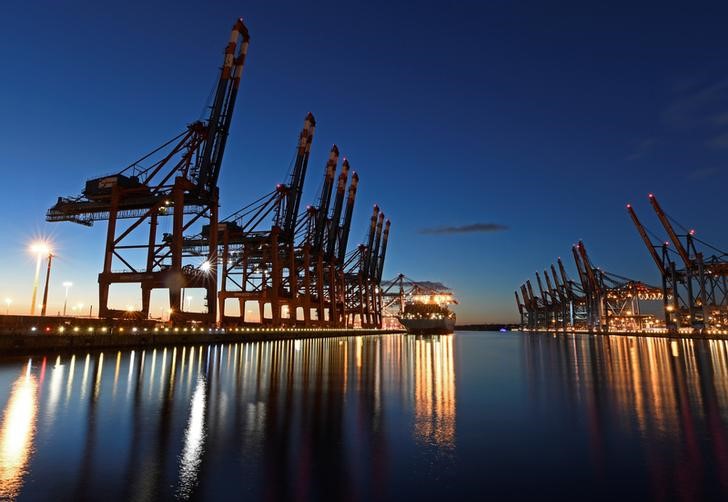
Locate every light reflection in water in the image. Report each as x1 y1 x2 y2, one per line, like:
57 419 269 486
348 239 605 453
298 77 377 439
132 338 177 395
0 364 39 499
413 336 456 448
523 334 728 498
44 357 64 429
0 335 458 500
176 375 206 498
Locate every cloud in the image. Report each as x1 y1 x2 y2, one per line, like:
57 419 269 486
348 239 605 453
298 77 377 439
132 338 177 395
687 167 721 180
707 132 728 149
420 223 508 235
663 77 728 130
660 75 728 153
626 137 659 161
711 112 728 126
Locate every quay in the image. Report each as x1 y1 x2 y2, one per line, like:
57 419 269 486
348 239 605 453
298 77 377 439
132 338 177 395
519 328 728 341
0 315 404 354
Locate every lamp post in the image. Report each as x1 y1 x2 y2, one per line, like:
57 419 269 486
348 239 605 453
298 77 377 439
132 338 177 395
4 298 11 315
29 242 51 316
62 282 73 316
40 252 54 317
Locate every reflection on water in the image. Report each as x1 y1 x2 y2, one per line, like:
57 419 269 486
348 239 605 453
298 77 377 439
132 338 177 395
0 335 456 500
523 334 728 499
1 332 725 499
177 375 206 498
0 363 38 499
413 336 456 448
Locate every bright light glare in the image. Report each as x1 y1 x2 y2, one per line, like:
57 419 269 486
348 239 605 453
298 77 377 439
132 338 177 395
29 242 51 255
62 282 73 288
200 261 211 272
177 376 206 498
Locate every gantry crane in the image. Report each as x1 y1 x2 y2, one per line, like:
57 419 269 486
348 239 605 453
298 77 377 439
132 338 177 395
209 113 316 325
343 205 391 328
46 19 250 324
627 194 728 332
517 240 662 332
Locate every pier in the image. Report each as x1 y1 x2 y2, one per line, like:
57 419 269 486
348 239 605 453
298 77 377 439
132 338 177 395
0 314 403 354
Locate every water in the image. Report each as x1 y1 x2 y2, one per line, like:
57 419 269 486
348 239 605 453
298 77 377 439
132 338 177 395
0 332 727 500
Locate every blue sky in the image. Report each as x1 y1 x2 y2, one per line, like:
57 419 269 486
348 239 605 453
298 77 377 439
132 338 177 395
1 1 728 322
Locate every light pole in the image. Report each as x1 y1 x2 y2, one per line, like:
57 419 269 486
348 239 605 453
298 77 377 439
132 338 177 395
62 282 73 316
5 298 11 315
40 252 54 317
29 242 51 316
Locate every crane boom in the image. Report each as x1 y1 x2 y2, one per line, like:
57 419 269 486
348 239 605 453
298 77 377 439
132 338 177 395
648 193 692 268
325 159 349 260
557 258 573 298
577 241 601 294
376 219 391 282
550 265 565 301
520 285 530 310
543 269 556 302
572 246 589 292
627 203 666 275
536 272 548 306
515 291 524 315
337 172 358 265
369 212 385 279
197 18 250 193
526 280 537 307
282 113 315 238
363 205 379 275
313 147 338 251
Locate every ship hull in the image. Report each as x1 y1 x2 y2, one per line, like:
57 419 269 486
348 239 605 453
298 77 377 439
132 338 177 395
398 318 456 335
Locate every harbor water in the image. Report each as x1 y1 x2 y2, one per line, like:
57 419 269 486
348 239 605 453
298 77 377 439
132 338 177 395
0 332 727 500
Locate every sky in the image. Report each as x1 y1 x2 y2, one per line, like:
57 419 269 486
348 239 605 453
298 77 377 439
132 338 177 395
1 1 728 323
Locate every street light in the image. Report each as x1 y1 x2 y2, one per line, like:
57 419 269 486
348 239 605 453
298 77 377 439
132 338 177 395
4 298 11 315
62 282 73 316
29 241 52 316
40 252 54 317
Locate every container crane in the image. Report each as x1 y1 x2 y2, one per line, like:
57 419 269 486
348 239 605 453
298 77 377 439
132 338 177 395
46 18 250 324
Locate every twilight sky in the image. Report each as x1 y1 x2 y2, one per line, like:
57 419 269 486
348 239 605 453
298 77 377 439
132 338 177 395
1 1 728 323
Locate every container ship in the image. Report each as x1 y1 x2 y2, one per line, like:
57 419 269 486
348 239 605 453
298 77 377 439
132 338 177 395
396 281 457 334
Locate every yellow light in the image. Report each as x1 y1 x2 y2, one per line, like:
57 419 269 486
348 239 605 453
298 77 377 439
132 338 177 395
0 371 38 499
29 242 51 255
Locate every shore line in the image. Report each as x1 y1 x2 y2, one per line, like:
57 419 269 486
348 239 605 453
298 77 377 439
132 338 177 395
0 328 406 355
518 329 728 341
